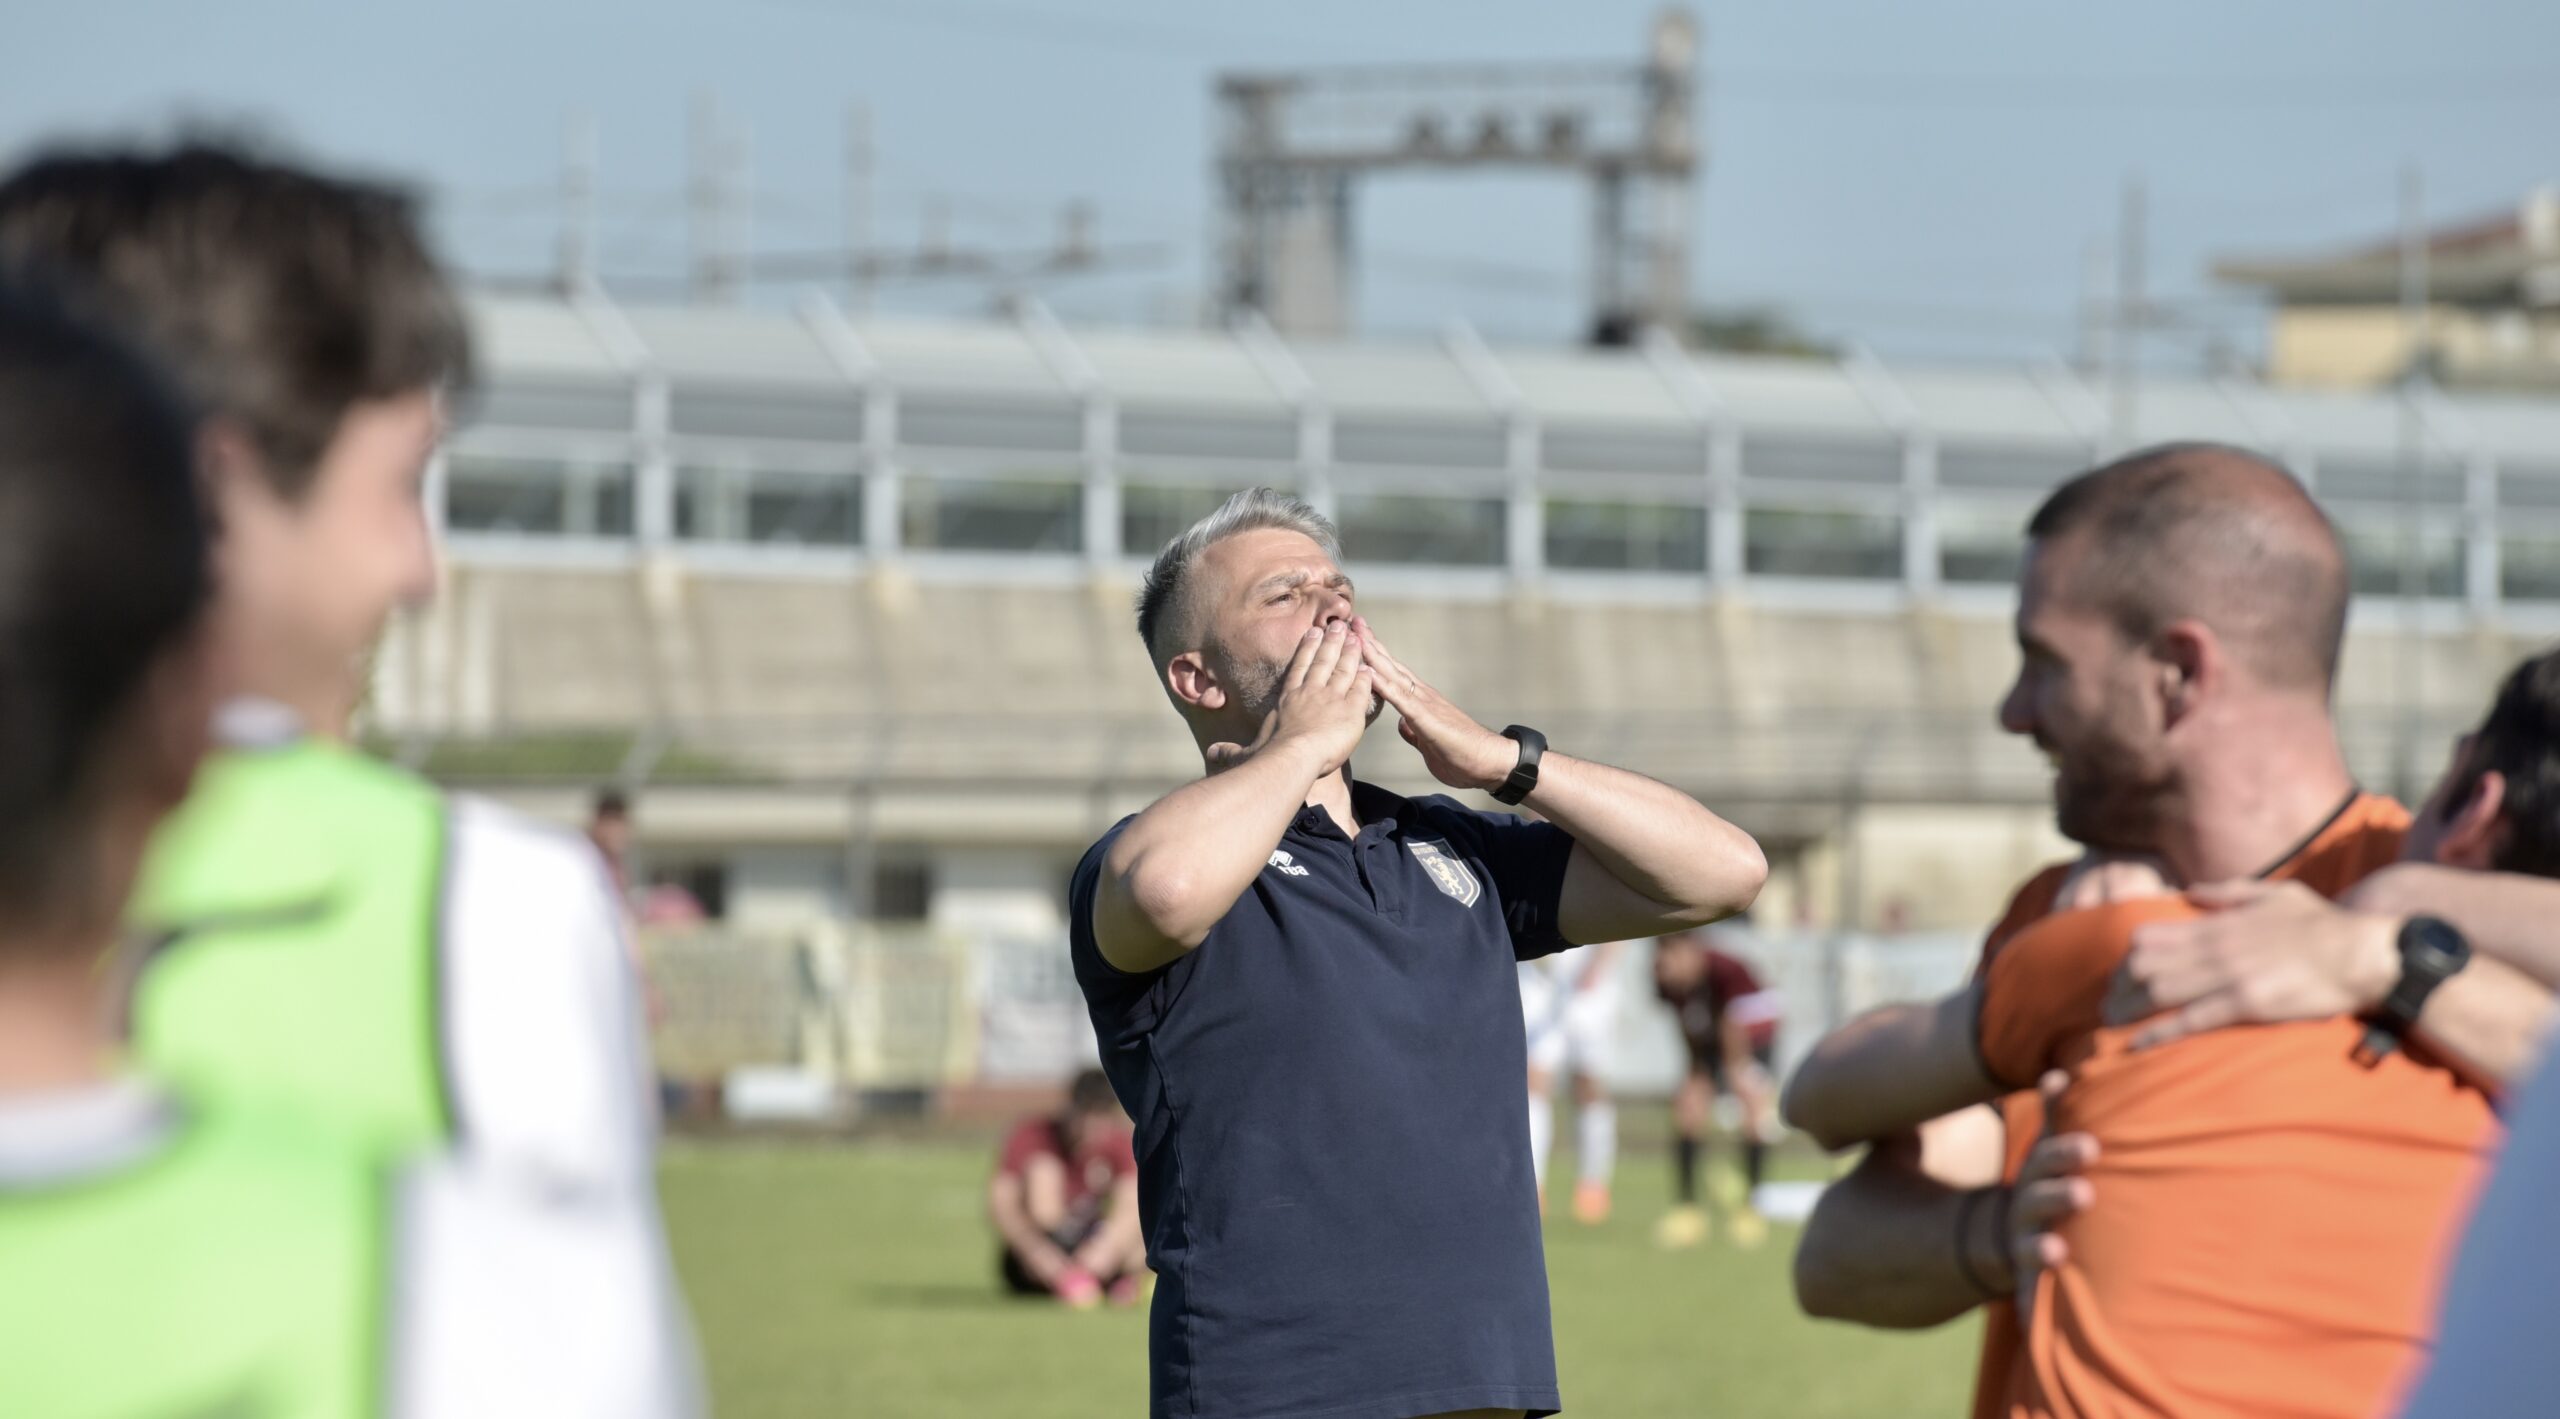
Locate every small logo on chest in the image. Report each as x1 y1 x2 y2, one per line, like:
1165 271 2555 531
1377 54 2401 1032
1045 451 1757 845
1266 849 1311 878
1406 839 1482 907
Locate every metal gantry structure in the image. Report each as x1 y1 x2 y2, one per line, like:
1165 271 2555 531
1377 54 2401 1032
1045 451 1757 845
1214 9 1699 342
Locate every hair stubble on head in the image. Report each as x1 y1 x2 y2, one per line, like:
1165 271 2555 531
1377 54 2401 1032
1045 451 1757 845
1132 487 1343 670
2026 442 2350 696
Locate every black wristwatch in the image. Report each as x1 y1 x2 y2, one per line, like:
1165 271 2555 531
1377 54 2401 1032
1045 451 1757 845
2354 916 2472 1066
1491 725 1547 806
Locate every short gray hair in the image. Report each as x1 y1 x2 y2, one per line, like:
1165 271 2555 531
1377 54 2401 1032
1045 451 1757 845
1135 487 1340 659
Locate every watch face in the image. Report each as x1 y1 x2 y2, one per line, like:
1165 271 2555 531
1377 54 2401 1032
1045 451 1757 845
2405 917 2470 975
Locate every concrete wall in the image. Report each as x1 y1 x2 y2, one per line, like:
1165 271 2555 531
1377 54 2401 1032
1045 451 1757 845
927 848 1075 938
423 563 2544 934
724 846 851 927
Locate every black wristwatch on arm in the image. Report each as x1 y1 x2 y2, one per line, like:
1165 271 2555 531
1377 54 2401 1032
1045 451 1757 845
1491 725 1546 806
2353 915 2471 1066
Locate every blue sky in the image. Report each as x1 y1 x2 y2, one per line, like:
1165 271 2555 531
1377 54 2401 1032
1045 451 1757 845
6 0 2553 366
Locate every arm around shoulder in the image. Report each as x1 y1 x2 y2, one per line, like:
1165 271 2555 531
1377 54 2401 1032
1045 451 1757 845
1795 1108 2013 1328
1782 987 2002 1153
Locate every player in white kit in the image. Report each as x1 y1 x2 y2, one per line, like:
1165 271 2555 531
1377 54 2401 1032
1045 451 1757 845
1520 943 1626 1223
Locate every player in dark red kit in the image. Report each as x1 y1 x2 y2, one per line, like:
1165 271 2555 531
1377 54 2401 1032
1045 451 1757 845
1652 923 1782 1249
989 1069 1147 1307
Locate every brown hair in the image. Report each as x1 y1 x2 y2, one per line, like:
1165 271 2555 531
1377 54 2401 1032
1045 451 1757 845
0 282 211 929
0 135 472 501
2448 648 2560 879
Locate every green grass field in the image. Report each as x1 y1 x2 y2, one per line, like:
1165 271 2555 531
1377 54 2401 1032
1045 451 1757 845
662 1137 1980 1418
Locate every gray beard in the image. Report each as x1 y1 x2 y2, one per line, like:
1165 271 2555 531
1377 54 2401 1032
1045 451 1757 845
1228 654 1287 722
1230 654 1385 736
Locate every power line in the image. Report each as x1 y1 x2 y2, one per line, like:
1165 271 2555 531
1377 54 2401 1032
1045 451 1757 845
1713 65 2560 111
735 0 1291 61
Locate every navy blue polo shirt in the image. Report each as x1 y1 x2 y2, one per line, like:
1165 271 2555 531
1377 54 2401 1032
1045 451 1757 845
1069 779 1577 1419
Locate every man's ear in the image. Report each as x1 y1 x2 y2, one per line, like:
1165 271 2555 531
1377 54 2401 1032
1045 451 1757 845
2154 620 2218 725
1165 652 1224 713
2438 769 2509 871
197 419 272 535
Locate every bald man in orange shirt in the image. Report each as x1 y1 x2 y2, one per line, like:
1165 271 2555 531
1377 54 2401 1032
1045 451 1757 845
1785 763 2539 1416
1786 445 2551 1419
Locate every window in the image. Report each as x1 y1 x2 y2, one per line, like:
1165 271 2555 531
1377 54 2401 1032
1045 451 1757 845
2342 523 2463 600
1937 504 2031 587
1744 506 1902 580
898 399 1081 455
1740 438 1902 489
872 859 934 923
2502 535 2560 603
445 455 634 537
472 379 633 436
901 477 1081 553
643 859 729 920
1334 493 1506 567
1544 499 1707 573
1937 445 2083 494
676 466 861 547
2319 460 2463 511
1122 483 1262 558
1541 425 1703 478
667 386 862 444
1120 411 1295 463
1332 419 1506 472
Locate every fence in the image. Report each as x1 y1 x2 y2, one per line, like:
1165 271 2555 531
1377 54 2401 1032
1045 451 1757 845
640 920 1982 1102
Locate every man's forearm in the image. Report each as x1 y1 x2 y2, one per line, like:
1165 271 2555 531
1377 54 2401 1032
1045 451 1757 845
1527 752 1765 926
1796 1133 2012 1328
2406 956 2555 1091
1101 739 1327 951
2345 867 2559 1089
1782 992 2000 1152
2356 864 2560 989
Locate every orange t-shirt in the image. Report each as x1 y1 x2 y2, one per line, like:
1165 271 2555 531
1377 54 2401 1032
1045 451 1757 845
1968 796 2500 1419
1968 865 2069 1419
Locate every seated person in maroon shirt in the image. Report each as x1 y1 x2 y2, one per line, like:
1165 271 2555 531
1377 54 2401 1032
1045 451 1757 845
990 1068 1147 1307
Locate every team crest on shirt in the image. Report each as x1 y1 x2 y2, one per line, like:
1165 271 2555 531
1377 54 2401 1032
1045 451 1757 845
1407 840 1482 907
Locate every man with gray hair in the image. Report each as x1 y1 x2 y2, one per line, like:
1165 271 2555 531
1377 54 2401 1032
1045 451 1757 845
1070 488 1766 1419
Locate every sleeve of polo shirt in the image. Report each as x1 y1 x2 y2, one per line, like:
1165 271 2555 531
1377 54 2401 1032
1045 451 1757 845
1440 806 1575 961
1977 899 2192 1088
1067 820 1165 1032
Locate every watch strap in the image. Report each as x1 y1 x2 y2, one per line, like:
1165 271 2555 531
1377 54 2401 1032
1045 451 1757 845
1493 725 1546 806
2354 916 2470 1066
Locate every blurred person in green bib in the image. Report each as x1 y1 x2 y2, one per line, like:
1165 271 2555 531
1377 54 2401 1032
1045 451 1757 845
0 281 695 1419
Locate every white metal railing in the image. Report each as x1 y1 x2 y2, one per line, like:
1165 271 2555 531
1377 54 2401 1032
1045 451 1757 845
441 288 2554 619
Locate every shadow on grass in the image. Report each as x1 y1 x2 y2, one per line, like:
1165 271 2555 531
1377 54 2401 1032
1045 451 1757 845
860 1282 1044 1312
